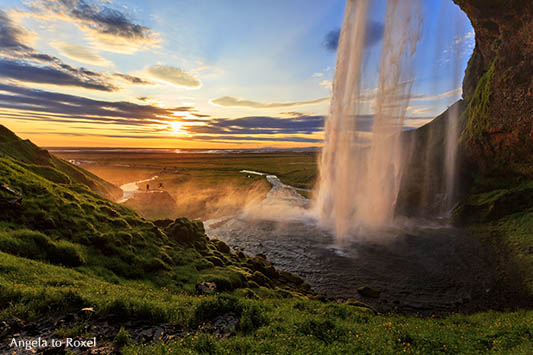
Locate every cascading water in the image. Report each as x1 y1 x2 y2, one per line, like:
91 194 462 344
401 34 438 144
443 13 466 213
207 2 489 312
315 0 422 238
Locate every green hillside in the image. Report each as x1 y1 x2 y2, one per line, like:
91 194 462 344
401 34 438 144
0 125 122 200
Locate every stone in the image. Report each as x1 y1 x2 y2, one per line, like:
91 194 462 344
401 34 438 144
357 285 381 298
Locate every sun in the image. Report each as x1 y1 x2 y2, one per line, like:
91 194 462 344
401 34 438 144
169 120 184 133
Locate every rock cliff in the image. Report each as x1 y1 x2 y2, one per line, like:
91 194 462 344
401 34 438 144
454 0 532 177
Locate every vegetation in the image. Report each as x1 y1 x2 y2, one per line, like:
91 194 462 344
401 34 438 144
461 59 496 144
0 125 122 200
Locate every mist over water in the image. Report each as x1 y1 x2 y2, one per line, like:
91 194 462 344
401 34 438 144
315 0 422 238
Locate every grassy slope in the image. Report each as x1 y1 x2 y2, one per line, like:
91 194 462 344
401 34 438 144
0 125 122 200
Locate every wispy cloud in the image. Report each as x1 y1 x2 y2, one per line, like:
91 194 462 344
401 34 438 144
29 0 161 54
0 10 34 53
113 73 153 85
210 96 329 109
410 88 462 101
319 80 332 90
146 65 202 89
0 58 117 91
50 41 112 66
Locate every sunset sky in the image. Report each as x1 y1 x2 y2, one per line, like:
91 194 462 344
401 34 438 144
0 0 473 148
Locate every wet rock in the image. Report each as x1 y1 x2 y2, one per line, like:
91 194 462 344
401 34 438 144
357 285 381 298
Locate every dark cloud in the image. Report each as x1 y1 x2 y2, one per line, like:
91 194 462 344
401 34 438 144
190 135 322 143
0 83 193 124
113 73 152 85
32 0 159 53
53 0 153 40
0 59 117 91
323 21 385 52
0 10 32 52
183 114 324 136
323 30 340 52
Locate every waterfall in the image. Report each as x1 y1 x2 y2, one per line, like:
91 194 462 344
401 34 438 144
314 0 422 238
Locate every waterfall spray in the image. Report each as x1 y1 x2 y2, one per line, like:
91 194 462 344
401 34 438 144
443 17 466 213
315 0 422 239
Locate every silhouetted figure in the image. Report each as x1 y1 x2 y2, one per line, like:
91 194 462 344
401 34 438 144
146 184 150 191
159 182 163 189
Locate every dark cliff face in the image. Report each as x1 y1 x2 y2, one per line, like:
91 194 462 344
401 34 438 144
453 0 532 176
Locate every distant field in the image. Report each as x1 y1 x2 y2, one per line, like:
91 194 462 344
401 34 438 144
54 151 319 220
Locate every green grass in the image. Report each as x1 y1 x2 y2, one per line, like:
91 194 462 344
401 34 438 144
0 124 121 200
1 250 531 354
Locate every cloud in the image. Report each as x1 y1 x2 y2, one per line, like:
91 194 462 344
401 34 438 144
113 73 152 85
190 135 322 143
0 82 323 144
183 114 324 136
0 83 193 125
312 72 324 77
0 58 117 91
30 0 161 54
319 80 332 90
410 88 462 101
0 10 122 91
0 10 34 53
323 21 385 52
210 96 329 109
147 65 202 89
408 106 432 114
323 29 339 52
50 41 112 66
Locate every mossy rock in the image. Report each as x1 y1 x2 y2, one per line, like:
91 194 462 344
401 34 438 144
278 270 304 286
206 256 224 267
211 239 231 254
453 183 533 225
357 285 381 298
249 271 272 288
164 218 207 248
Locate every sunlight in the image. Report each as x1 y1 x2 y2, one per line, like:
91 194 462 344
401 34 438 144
169 120 185 134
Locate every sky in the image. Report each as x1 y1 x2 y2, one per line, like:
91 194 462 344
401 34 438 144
0 0 474 148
